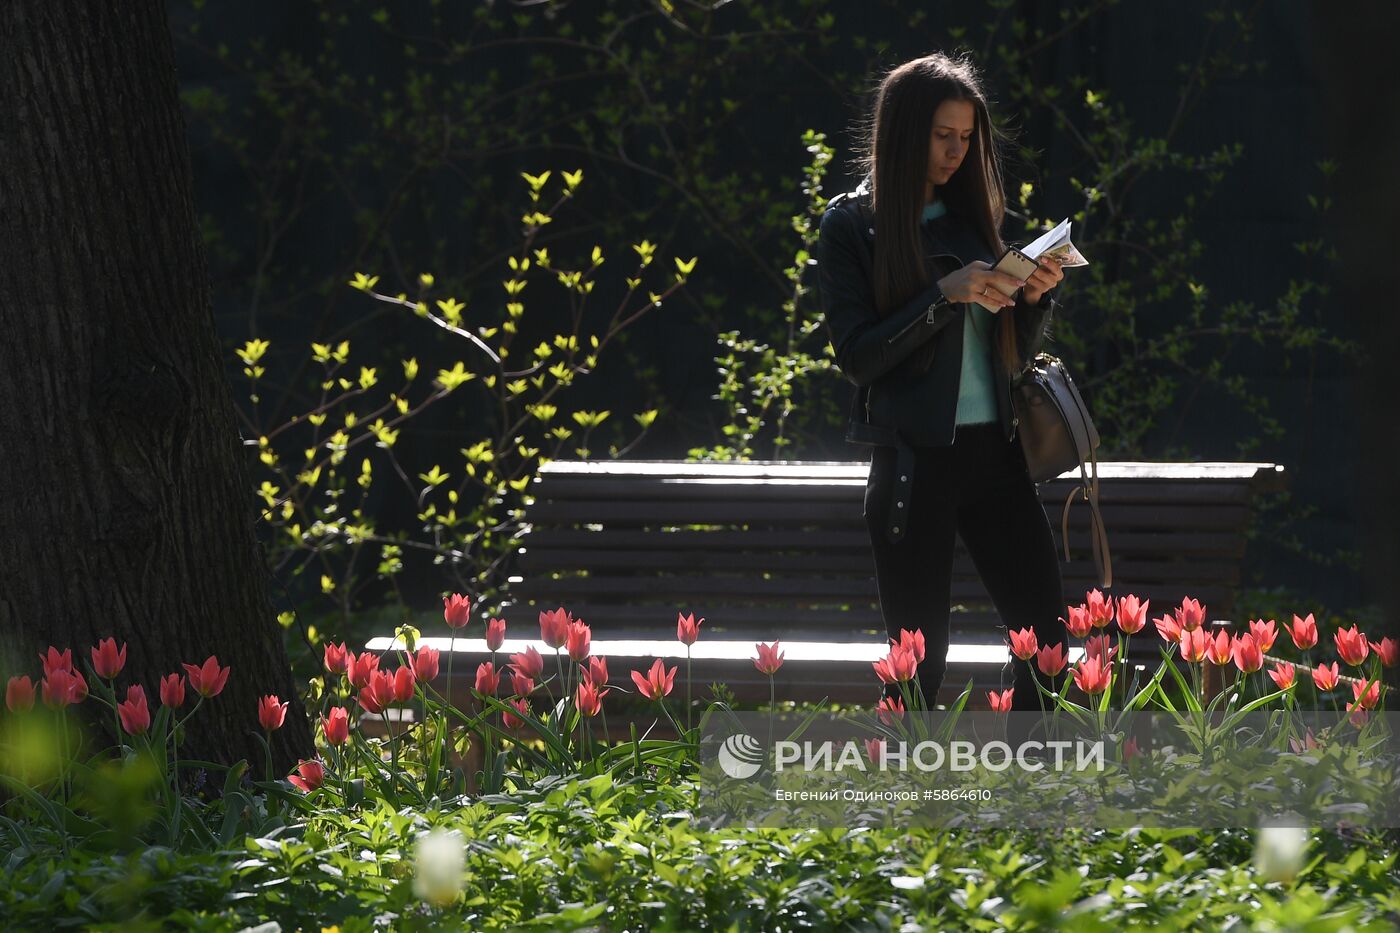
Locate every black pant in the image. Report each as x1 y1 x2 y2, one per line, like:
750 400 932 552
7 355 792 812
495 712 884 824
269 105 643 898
864 422 1068 711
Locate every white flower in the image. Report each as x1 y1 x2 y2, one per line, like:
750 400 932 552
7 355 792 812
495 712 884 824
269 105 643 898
413 828 467 907
1253 822 1309 884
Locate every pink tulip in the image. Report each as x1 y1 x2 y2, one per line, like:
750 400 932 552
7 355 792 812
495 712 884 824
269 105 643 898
1072 656 1112 696
511 671 535 697
872 645 916 684
1179 627 1210 664
1231 633 1263 673
117 685 150 735
630 659 676 701
566 620 592 663
181 656 231 698
485 617 507 652
1153 613 1183 644
875 695 905 726
474 662 501 696
987 688 1014 713
347 652 380 689
391 666 416 703
1203 629 1233 666
323 642 352 675
1351 679 1381 710
865 737 886 765
42 668 88 708
895 629 926 664
1334 625 1370 667
1061 604 1093 638
538 607 572 648
411 646 440 683
1284 613 1319 650
90 638 127 680
582 656 609 688
1007 627 1038 662
575 680 608 717
1085 589 1114 629
1083 633 1118 665
257 694 288 732
754 641 785 675
40 647 74 679
159 673 186 708
6 675 35 712
677 612 704 646
1267 662 1296 691
1248 619 1278 654
357 670 395 714
322 707 351 746
1123 736 1140 762
1035 643 1068 677
288 759 325 793
1312 661 1340 691
1289 729 1321 754
1175 597 1207 632
508 645 544 680
443 593 472 629
1369 636 1398 668
1116 594 1149 634
502 698 530 731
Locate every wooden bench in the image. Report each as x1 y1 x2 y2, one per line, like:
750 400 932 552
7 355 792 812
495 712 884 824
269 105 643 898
366 458 1286 731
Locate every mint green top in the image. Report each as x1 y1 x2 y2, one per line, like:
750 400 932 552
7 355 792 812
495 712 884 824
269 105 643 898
923 199 998 425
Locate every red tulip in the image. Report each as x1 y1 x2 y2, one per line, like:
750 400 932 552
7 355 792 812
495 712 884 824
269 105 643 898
1153 613 1183 644
508 645 544 680
1334 625 1370 667
1083 633 1118 665
40 646 74 679
485 617 507 652
1086 589 1114 629
159 673 186 709
322 707 351 746
411 646 440 683
1312 661 1340 691
117 685 150 735
502 698 530 731
575 680 608 717
1007 627 1038 662
357 670 396 714
1231 633 1263 673
443 593 472 629
895 629 926 664
875 695 905 726
1369 636 1398 668
1175 597 1207 633
1267 662 1296 691
323 642 352 675
1116 595 1149 635
754 641 785 676
1035 643 1068 677
1061 604 1093 639
677 612 704 646
1072 656 1112 696
6 675 36 712
391 666 416 703
1351 679 1381 710
347 652 380 689
1203 629 1234 666
288 759 325 793
90 638 128 680
511 671 535 697
987 688 1014 713
257 694 288 732
1179 627 1210 664
1248 619 1278 654
1284 613 1319 650
582 656 609 688
566 620 592 663
538 607 572 648
630 659 676 701
474 662 501 696
42 668 88 708
181 656 231 698
865 737 887 765
872 645 916 684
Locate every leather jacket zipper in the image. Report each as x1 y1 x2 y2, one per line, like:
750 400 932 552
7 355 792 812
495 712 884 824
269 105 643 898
884 252 962 345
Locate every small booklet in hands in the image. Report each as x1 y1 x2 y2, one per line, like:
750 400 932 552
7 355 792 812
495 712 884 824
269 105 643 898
974 217 1089 312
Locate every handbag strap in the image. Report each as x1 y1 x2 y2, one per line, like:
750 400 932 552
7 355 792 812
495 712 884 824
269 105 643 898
1055 371 1113 588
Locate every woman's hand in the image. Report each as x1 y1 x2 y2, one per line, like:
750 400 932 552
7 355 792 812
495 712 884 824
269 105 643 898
935 261 1023 311
1021 255 1064 305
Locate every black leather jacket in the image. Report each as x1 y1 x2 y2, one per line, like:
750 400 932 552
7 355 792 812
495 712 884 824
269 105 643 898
817 177 1058 448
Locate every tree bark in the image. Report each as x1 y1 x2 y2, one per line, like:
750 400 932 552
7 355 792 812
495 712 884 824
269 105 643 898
0 2 313 771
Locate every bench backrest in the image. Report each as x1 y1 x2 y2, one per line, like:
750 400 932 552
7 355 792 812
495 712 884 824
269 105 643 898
506 460 1285 647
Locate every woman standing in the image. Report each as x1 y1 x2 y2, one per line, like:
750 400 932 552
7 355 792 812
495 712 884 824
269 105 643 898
816 51 1069 711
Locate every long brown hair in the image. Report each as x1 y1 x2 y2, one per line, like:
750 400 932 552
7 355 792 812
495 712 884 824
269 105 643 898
855 51 1021 374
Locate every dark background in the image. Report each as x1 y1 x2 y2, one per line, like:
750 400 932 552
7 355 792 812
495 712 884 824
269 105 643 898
165 1 1372 624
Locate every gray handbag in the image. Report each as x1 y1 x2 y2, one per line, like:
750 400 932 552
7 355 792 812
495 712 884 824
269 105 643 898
1012 354 1112 588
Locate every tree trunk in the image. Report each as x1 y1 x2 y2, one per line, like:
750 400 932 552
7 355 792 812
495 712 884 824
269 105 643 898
0 1 314 771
